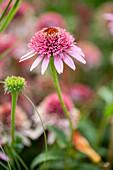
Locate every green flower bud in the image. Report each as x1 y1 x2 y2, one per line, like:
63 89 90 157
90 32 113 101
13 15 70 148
4 76 25 94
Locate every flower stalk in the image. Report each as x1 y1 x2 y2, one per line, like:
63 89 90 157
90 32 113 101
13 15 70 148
11 92 18 148
4 76 25 148
50 56 73 141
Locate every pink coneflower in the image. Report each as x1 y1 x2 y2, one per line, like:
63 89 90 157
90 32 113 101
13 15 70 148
19 27 86 74
0 103 31 146
36 12 66 30
29 93 80 143
104 13 113 35
68 84 93 103
78 41 102 69
0 33 27 59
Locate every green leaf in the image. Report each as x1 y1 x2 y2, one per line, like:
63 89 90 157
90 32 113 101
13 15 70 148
104 104 113 117
98 86 113 104
46 125 68 147
73 163 102 170
31 149 65 169
0 0 23 32
0 0 12 22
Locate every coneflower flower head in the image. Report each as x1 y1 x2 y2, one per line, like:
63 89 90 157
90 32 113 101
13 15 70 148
20 27 86 74
36 12 66 30
104 13 113 35
4 76 25 94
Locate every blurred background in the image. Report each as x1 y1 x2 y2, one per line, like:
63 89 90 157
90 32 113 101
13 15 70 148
0 0 113 169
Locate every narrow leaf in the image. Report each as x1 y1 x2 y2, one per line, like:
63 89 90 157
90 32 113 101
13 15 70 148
31 149 65 169
0 0 23 32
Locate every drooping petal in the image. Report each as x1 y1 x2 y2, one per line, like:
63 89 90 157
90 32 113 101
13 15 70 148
20 50 35 59
73 131 101 163
54 56 63 74
30 55 43 71
19 52 37 62
61 53 76 70
41 56 50 75
67 51 86 64
69 45 85 57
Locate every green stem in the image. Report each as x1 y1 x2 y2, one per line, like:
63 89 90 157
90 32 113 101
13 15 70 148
21 91 48 166
11 92 18 148
50 56 73 142
0 144 11 170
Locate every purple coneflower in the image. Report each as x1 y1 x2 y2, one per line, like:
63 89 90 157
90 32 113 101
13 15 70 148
78 41 102 69
19 27 86 74
68 84 93 103
104 13 113 35
0 103 32 146
29 92 80 144
36 12 66 30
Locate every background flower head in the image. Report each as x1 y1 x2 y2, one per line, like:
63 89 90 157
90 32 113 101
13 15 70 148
78 41 102 69
0 103 32 146
35 12 66 30
104 13 113 35
30 92 80 142
68 84 93 103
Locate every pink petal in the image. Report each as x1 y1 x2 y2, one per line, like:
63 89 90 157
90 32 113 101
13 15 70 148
20 50 35 59
41 56 50 75
62 53 76 70
19 52 37 62
54 56 63 74
30 55 43 71
67 51 86 64
104 13 113 21
0 151 10 161
69 45 85 57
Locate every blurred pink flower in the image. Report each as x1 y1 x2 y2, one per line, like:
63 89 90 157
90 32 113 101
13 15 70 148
68 84 93 103
36 12 66 30
29 93 80 144
20 27 86 74
104 13 113 35
0 151 10 162
0 103 32 146
0 33 27 59
78 41 102 69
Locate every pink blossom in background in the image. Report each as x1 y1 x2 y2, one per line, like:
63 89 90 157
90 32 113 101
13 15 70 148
20 27 86 74
36 12 66 30
0 103 32 146
28 92 80 144
68 84 93 103
0 33 16 55
104 13 113 35
0 151 10 162
78 41 102 69
0 33 27 59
